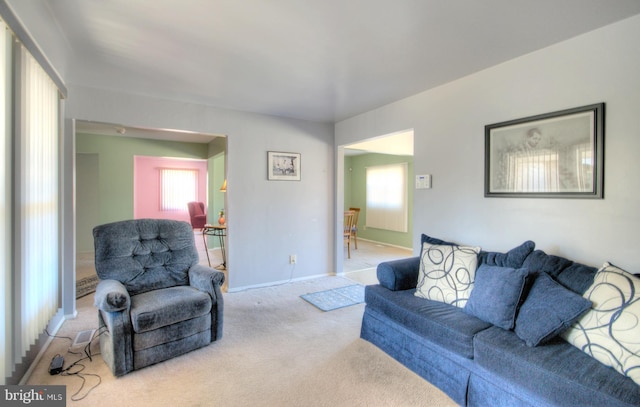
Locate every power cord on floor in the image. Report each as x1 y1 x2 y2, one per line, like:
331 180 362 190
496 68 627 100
45 327 106 401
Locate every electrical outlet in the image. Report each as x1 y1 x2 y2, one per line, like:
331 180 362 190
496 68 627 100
289 255 297 264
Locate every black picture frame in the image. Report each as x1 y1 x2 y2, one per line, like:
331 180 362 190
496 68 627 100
267 151 301 181
485 103 604 198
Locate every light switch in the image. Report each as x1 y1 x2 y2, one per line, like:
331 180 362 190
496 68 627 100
416 174 431 189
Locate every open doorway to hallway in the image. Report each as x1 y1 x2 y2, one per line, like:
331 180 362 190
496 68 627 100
73 120 226 301
341 129 415 282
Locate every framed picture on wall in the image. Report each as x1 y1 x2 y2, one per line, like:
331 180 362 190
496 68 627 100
267 151 301 181
485 103 604 198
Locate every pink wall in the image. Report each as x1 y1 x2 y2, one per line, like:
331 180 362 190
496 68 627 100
134 156 208 224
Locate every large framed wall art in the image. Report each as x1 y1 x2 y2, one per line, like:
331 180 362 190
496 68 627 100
485 103 604 198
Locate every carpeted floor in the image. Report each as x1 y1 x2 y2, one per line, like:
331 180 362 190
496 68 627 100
27 272 455 407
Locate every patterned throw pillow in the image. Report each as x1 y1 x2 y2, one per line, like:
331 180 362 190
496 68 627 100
415 242 481 308
562 262 640 385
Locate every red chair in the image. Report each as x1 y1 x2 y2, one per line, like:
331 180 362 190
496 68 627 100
187 202 207 229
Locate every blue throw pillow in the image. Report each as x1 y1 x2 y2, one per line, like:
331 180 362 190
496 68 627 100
464 264 529 330
515 272 592 347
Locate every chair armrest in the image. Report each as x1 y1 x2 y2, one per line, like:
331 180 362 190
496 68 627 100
94 279 131 312
377 256 421 291
189 264 225 298
189 264 225 340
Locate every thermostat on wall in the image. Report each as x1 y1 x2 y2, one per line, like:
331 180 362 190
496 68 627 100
416 174 431 189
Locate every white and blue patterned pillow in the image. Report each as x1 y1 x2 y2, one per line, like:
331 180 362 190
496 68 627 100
562 262 640 385
415 242 481 308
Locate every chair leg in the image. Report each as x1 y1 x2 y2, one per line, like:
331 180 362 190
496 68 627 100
353 234 358 250
347 241 351 259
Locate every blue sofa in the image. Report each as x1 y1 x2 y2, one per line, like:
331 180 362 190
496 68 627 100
360 235 640 406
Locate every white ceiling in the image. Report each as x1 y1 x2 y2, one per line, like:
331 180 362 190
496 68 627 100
41 0 640 125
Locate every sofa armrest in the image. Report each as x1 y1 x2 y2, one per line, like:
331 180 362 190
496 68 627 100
377 256 421 291
94 279 131 312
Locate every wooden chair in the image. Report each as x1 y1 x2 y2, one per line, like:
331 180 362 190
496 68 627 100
349 207 360 250
344 210 356 259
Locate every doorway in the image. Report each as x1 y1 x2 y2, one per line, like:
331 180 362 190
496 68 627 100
73 120 227 300
340 129 415 277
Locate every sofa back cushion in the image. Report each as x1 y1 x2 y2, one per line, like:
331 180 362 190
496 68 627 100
522 250 597 295
556 262 599 295
94 219 199 296
478 240 535 269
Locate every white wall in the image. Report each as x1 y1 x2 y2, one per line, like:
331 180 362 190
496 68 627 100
336 15 640 272
66 86 334 290
8 0 335 292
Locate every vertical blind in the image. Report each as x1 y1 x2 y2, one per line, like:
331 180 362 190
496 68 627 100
1 5 65 384
17 44 60 359
0 18 10 383
365 163 408 233
160 168 198 211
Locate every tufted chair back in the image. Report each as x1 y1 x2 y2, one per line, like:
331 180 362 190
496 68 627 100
94 219 199 296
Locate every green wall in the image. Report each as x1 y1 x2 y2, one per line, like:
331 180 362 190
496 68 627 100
344 153 413 249
207 138 227 249
76 133 217 251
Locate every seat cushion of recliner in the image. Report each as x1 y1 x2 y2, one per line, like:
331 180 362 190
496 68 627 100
130 286 212 333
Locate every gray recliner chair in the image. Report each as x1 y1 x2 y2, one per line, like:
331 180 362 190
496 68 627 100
93 219 224 376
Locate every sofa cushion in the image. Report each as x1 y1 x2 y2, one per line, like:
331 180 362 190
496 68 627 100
366 284 491 359
556 261 598 295
521 249 573 279
478 240 535 269
415 242 481 308
130 286 212 333
521 249 597 295
474 326 640 407
464 265 529 330
562 262 640 385
515 272 592 347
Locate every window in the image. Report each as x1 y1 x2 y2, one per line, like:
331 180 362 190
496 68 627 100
160 168 198 211
365 163 408 232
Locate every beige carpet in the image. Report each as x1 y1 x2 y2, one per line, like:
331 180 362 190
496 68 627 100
26 273 455 407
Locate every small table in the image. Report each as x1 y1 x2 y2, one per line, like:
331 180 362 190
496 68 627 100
202 224 227 269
